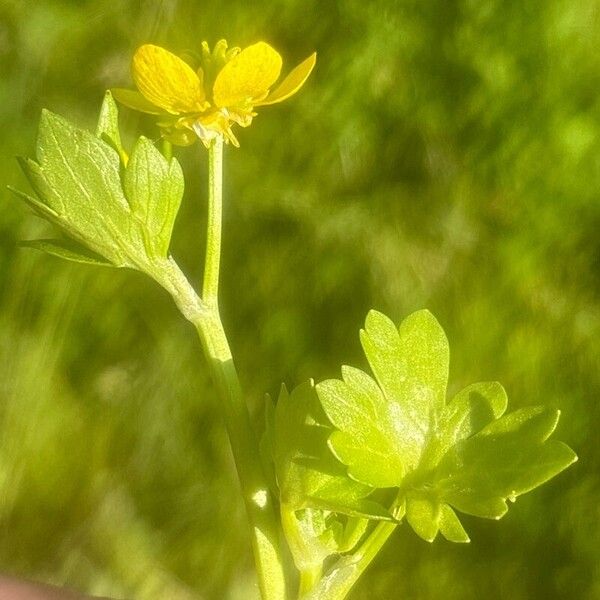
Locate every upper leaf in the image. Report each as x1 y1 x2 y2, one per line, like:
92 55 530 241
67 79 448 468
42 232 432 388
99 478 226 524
96 90 124 156
316 309 577 543
124 136 183 258
18 107 136 267
12 92 184 271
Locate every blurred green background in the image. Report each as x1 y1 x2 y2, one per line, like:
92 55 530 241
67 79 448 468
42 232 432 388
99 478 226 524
0 0 597 598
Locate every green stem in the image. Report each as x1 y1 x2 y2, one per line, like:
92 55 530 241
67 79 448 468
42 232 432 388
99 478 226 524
197 138 286 599
303 518 400 600
161 139 173 161
298 566 322 598
155 137 287 599
193 312 287 600
348 520 397 586
279 506 323 599
202 136 223 307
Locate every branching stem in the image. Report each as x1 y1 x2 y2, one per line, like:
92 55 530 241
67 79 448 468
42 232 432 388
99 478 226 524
301 503 403 600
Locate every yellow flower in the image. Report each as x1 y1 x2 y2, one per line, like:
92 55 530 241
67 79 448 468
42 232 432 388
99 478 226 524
112 40 316 148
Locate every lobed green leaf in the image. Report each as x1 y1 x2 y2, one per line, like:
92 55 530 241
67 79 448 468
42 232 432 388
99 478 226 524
433 406 577 519
264 380 392 572
317 366 405 488
270 381 386 517
315 309 577 544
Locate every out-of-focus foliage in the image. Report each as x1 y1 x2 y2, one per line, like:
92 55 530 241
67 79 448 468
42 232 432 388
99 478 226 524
0 0 596 598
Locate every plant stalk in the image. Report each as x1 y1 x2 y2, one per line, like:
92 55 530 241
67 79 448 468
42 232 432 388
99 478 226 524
202 136 223 307
167 137 287 599
303 519 399 600
193 136 286 600
193 312 287 600
298 566 322 598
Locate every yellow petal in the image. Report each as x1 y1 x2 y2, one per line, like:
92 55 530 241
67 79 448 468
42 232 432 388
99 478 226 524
111 88 164 114
132 44 207 115
212 42 282 107
257 52 317 106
